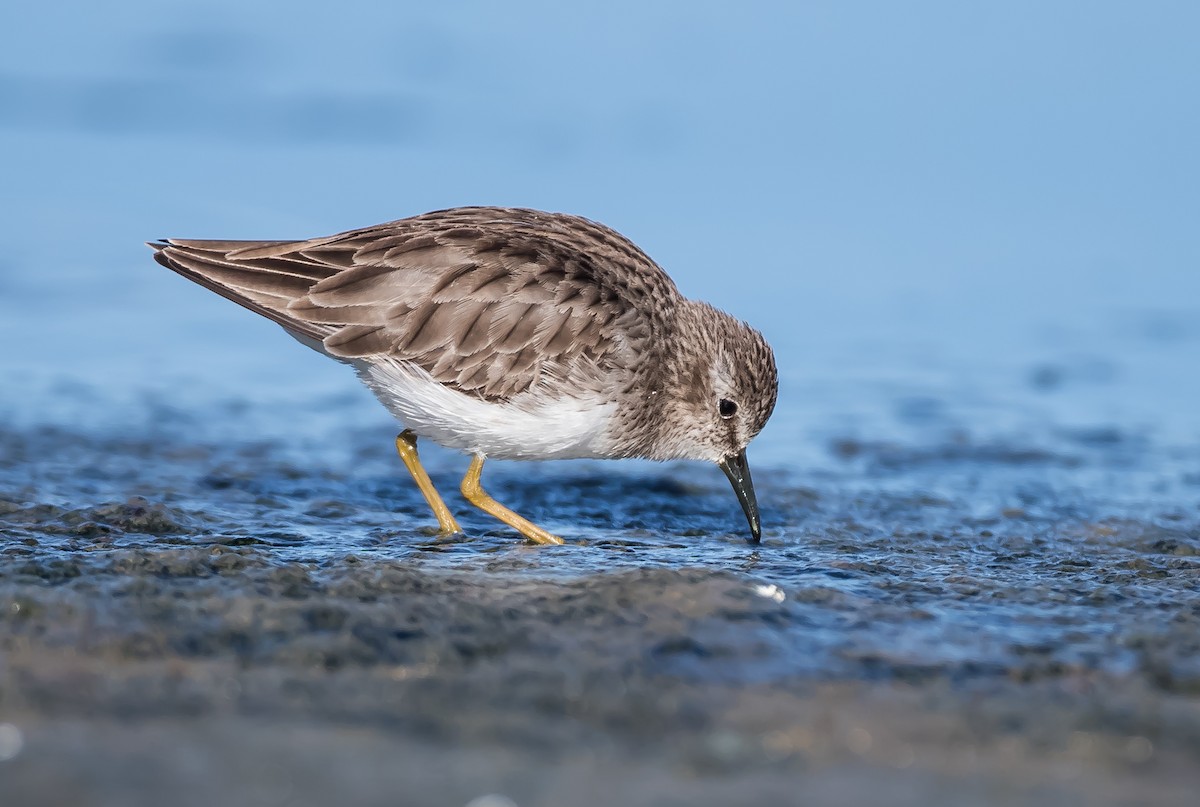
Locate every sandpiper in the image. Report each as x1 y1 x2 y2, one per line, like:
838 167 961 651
150 207 778 544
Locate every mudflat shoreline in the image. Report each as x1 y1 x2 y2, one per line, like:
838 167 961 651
2 421 1199 806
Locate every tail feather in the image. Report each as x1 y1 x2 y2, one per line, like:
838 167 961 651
149 240 337 343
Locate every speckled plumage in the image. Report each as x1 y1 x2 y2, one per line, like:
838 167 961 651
150 207 778 541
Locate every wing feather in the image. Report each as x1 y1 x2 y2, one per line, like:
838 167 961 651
150 207 682 401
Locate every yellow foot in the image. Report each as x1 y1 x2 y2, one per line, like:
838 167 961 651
394 431 461 534
460 455 564 545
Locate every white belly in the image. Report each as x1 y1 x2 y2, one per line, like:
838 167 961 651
355 358 617 460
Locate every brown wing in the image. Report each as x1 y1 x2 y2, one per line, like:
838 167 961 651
151 207 682 400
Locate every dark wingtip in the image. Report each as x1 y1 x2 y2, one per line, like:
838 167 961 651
149 242 172 269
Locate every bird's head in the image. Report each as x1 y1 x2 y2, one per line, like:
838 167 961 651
651 301 778 542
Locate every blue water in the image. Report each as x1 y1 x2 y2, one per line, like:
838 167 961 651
4 14 1200 805
2 0 1198 450
2 0 1199 692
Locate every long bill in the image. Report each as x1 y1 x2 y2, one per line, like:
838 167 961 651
718 449 761 544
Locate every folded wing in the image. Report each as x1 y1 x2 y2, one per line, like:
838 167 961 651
150 207 680 401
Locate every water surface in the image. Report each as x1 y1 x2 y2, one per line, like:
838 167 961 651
1 3 1199 805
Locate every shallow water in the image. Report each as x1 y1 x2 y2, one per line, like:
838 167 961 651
2 2 1200 805
3 407 1200 804
4 396 1199 682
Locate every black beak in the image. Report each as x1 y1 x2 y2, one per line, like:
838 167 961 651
718 449 761 544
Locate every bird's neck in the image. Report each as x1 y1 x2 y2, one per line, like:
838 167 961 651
604 300 716 460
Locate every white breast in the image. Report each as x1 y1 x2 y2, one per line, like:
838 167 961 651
354 358 617 460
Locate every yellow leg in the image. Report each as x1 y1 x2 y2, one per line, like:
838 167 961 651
460 455 564 545
395 431 461 534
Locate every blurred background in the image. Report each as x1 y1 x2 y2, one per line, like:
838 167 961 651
2 7 1199 803
1 0 1197 466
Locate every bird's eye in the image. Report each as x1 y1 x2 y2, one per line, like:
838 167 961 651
719 398 738 419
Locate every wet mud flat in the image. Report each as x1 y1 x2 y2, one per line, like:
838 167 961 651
1 421 1199 806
